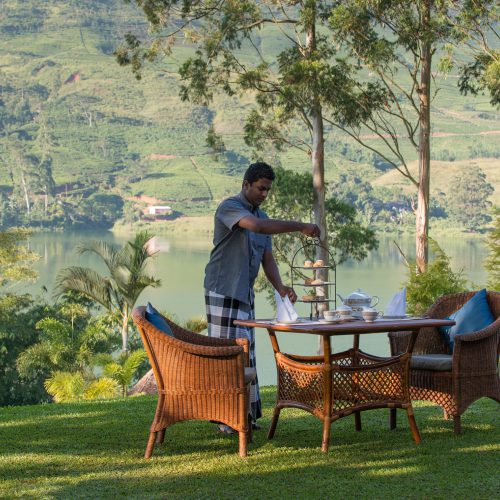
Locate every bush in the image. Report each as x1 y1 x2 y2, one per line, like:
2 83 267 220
403 240 468 316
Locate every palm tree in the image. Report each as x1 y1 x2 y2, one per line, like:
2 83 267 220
54 231 161 352
44 371 120 403
94 350 148 397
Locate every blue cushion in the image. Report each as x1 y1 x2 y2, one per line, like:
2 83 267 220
145 303 174 337
438 289 495 352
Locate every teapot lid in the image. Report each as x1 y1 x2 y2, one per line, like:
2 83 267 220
347 288 371 300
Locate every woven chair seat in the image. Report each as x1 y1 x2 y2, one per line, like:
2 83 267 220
410 354 452 371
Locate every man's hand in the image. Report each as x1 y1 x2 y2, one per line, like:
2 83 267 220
278 285 297 304
301 223 321 238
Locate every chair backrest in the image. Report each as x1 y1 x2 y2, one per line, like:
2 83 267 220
428 291 500 320
132 306 246 394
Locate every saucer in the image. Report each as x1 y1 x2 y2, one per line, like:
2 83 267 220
319 318 342 324
274 318 303 325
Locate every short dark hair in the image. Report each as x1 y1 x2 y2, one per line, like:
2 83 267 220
243 162 275 184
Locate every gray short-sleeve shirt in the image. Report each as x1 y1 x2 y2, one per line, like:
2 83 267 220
204 192 272 304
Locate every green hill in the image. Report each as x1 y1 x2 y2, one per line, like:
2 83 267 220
0 0 498 230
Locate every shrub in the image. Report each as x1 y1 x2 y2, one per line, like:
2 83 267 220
403 240 468 316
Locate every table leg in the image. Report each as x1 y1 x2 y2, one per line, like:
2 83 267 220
406 406 422 444
404 329 421 444
267 328 281 440
321 335 332 452
352 333 361 431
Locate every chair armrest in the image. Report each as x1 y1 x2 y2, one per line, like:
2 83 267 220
178 341 245 359
452 319 500 375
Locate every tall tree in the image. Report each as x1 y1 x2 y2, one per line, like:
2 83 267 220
447 165 494 231
328 1 497 272
484 207 500 291
116 1 384 283
54 231 161 352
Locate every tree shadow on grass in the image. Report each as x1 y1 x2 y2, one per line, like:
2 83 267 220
0 395 498 498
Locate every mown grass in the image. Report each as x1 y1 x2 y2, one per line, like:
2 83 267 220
0 388 498 499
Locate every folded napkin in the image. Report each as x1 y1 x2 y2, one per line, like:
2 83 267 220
385 288 406 316
275 290 299 322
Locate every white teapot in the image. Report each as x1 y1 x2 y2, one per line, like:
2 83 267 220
337 289 379 309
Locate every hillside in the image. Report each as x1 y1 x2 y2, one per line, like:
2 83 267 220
0 0 498 230
373 158 500 207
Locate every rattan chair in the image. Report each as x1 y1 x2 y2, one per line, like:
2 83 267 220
132 306 255 458
388 291 500 434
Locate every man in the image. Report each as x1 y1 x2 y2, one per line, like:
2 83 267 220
204 162 320 432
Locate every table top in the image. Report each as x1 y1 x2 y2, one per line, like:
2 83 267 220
234 317 455 336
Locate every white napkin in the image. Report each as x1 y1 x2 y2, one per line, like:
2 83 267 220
385 288 407 316
275 290 299 322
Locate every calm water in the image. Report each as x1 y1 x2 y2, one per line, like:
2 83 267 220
19 231 488 386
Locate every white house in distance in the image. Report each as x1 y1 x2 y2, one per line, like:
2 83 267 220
147 205 172 216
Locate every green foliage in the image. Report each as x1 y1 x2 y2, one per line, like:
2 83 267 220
94 349 148 397
403 241 468 316
185 316 208 333
0 229 39 286
256 167 377 302
83 377 120 401
0 293 50 406
16 295 116 380
44 371 119 403
206 124 225 159
484 207 500 291
54 231 161 351
264 167 378 264
446 166 494 231
78 193 125 228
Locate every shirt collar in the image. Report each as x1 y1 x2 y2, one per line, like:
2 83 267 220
238 191 256 213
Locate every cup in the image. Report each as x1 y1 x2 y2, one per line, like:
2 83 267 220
336 305 353 317
362 310 380 322
323 310 338 321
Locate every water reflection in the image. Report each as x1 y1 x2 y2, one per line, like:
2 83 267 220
17 230 488 386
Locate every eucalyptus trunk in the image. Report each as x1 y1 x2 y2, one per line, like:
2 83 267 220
307 12 329 316
415 1 432 274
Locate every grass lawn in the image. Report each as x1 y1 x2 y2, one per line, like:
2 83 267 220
0 388 498 499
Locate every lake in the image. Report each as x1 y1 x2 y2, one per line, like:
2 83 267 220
20 230 488 386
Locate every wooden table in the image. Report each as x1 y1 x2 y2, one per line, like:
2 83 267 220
234 317 455 452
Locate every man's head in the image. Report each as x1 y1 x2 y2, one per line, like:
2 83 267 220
242 162 275 208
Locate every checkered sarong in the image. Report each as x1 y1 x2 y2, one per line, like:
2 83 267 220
204 289 262 421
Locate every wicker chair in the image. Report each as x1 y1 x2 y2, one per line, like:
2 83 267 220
388 291 500 434
132 306 255 458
